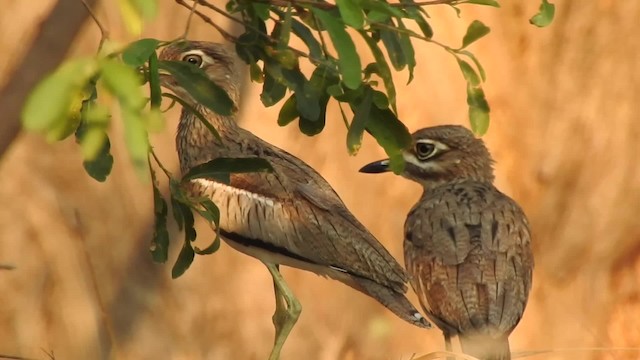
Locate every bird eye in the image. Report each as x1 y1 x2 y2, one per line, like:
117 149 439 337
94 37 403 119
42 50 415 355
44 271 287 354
182 54 203 67
415 142 436 160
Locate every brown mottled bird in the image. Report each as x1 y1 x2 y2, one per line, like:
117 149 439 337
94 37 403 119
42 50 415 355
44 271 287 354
158 41 430 359
360 125 533 360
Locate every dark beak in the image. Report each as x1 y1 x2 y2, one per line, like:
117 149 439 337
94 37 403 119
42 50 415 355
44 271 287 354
359 159 390 174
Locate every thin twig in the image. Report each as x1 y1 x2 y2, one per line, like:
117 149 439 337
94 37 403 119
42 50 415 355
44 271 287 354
68 210 118 359
150 148 173 179
250 0 458 10
181 0 199 39
0 263 15 270
0 354 37 360
80 0 109 52
175 0 238 42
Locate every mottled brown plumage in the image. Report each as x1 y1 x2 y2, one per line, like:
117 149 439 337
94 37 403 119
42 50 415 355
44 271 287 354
158 41 430 359
360 125 533 360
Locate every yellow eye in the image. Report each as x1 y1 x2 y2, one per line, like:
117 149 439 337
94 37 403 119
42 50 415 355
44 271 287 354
415 142 436 160
182 54 203 67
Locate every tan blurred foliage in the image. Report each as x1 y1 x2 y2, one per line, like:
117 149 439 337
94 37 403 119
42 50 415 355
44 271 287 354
1 1 639 359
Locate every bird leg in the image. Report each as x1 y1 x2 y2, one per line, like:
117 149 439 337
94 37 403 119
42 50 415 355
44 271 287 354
264 263 302 360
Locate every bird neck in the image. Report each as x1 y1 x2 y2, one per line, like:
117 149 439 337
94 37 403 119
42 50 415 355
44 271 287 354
176 107 240 173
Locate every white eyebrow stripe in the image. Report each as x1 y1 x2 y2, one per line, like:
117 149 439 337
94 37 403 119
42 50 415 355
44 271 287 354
416 139 449 151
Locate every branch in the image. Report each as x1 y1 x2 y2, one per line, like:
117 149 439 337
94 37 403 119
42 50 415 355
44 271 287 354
250 0 458 10
0 0 100 160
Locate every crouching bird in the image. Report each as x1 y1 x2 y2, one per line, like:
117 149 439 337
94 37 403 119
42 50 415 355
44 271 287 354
158 41 431 360
360 125 533 360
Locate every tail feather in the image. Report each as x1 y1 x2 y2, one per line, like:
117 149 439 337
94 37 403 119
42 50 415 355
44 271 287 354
355 277 432 329
459 334 511 360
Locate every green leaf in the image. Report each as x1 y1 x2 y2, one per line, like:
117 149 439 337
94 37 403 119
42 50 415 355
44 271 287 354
312 9 362 90
194 199 221 255
100 59 146 110
251 2 271 21
194 237 221 255
336 0 365 29
121 108 150 179
456 58 481 86
458 50 486 82
131 0 157 18
366 107 412 173
466 84 490 135
278 95 299 126
123 38 160 67
401 0 433 39
463 0 500 7
22 58 98 136
397 19 416 83
461 20 490 49
380 26 406 71
298 97 328 136
148 51 162 108
278 5 294 48
371 90 389 109
291 19 323 61
530 0 555 27
162 93 221 142
118 0 143 35
151 181 170 263
82 138 114 182
158 60 235 116
347 88 373 155
182 157 273 182
261 69 288 107
361 0 404 18
171 239 195 278
359 30 397 113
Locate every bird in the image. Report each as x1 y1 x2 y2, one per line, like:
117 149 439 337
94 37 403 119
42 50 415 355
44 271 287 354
359 125 533 360
157 40 431 360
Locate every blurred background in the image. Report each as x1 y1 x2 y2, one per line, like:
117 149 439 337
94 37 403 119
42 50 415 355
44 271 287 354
1 1 639 359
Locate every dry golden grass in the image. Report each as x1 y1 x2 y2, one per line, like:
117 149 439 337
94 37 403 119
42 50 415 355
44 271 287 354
1 1 639 359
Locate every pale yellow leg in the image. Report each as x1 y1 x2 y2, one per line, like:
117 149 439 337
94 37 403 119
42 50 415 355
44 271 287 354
264 263 301 360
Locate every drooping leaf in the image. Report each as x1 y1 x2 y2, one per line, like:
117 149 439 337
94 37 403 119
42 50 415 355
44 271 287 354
158 60 235 116
463 0 500 7
278 95 299 126
380 25 407 71
291 19 323 61
193 199 221 255
171 239 195 278
346 87 373 155
466 84 490 135
81 136 114 182
456 58 481 86
121 107 150 180
312 9 362 90
118 0 143 35
100 59 146 110
22 58 98 137
366 107 412 173
298 97 329 136
401 0 433 39
529 0 555 27
261 69 288 106
182 157 273 183
123 38 161 67
360 30 397 112
458 50 486 82
150 179 170 263
397 19 416 83
461 20 490 49
148 51 162 108
336 0 365 29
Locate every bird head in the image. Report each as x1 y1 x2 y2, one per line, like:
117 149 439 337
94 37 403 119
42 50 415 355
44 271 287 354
158 40 241 107
359 125 495 187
